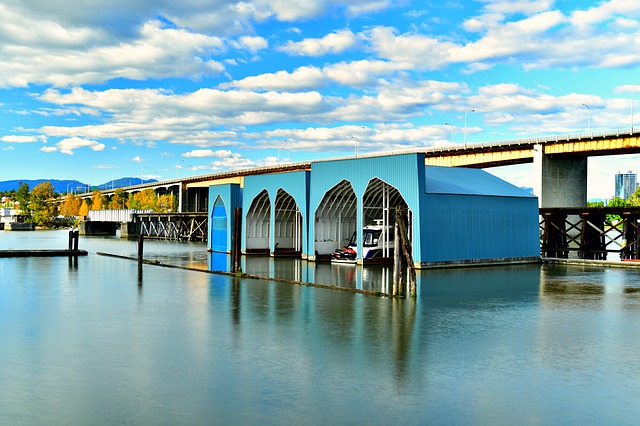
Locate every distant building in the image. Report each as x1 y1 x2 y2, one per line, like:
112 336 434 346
615 171 638 200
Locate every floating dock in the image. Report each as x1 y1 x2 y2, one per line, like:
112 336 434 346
0 250 88 258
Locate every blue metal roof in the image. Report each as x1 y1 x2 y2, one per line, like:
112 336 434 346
425 166 536 198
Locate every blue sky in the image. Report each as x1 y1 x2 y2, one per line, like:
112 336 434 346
1 0 640 199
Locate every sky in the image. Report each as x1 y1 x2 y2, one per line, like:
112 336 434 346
1 0 640 200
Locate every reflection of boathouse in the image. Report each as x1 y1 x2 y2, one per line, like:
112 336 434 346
208 152 540 268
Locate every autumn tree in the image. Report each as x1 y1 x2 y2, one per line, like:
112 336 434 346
156 194 177 212
29 181 58 227
59 193 81 217
78 200 90 217
129 189 157 210
91 189 106 210
108 188 128 210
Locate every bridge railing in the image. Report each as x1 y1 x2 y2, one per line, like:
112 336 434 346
87 209 153 222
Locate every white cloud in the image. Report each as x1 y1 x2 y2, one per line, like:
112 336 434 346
1 135 39 143
232 36 268 53
280 30 357 56
56 137 105 155
0 18 225 88
132 156 144 163
183 149 233 158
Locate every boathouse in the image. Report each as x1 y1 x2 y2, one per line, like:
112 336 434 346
208 152 540 268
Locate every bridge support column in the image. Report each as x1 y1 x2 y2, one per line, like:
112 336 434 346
533 144 587 208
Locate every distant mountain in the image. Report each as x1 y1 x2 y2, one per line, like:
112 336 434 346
0 179 86 193
0 177 157 193
96 177 157 190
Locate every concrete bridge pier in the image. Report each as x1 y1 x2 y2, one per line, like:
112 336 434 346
533 144 587 208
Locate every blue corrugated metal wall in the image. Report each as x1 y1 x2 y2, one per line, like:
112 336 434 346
207 183 242 253
243 171 310 254
421 194 540 262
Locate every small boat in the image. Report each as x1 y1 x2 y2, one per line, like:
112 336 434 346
330 220 394 264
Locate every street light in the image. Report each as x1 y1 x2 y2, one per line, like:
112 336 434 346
444 123 454 144
464 109 474 148
631 84 640 133
140 167 149 184
351 136 359 157
582 103 591 135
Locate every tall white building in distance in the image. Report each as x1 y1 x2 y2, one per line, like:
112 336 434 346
615 171 638 200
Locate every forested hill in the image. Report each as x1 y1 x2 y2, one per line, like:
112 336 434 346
0 178 157 193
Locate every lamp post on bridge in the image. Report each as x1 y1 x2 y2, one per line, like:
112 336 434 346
444 123 454 144
351 136 359 157
582 103 591 136
464 109 474 149
631 84 640 133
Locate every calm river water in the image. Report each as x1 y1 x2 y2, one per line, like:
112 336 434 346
1 230 640 425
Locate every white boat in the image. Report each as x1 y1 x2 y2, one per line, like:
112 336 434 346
331 219 394 263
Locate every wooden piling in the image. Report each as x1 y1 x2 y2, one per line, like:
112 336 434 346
393 219 401 296
137 234 144 267
231 207 243 274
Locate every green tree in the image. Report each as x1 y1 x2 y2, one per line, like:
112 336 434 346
29 182 58 227
608 196 628 207
15 182 30 216
627 187 640 206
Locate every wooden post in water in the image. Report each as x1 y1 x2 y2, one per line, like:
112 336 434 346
231 207 243 274
393 217 402 296
68 228 80 251
396 208 416 297
137 233 144 267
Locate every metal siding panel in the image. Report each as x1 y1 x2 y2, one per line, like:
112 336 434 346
421 194 539 262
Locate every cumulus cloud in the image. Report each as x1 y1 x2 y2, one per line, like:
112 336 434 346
0 17 226 88
183 149 233 158
1 135 39 143
54 137 106 155
279 30 357 56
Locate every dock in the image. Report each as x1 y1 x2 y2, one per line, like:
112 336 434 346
0 250 88 258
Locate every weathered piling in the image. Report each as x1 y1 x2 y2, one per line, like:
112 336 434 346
393 207 416 297
137 234 144 267
231 207 243 273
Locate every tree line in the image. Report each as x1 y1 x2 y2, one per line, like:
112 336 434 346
1 182 177 228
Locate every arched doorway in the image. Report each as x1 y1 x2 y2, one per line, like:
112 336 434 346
245 189 270 254
314 180 357 258
274 189 303 256
210 195 228 252
362 178 411 260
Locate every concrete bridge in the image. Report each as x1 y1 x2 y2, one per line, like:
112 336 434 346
75 128 640 212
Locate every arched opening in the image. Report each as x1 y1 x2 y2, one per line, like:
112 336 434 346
314 180 357 258
362 178 411 260
210 195 228 252
274 189 303 256
245 189 271 254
